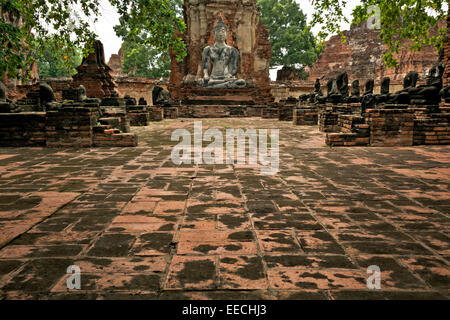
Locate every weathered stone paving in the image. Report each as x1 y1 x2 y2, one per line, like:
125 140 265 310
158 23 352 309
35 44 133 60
0 118 448 300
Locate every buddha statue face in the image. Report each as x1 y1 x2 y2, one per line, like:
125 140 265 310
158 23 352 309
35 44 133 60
214 27 227 42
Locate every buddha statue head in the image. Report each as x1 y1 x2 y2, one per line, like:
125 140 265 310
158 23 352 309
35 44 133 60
213 16 228 43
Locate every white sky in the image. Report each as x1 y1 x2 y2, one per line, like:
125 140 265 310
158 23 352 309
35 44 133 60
90 0 361 63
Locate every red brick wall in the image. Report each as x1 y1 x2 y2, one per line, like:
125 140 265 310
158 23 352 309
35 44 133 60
443 12 450 87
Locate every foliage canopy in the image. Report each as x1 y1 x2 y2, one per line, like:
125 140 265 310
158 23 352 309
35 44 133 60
1 0 448 81
257 0 317 77
310 0 448 67
35 36 82 78
0 0 185 81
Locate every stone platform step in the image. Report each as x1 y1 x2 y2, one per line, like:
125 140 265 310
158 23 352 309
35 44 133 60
93 124 120 134
99 117 121 129
181 88 262 97
326 132 370 146
183 96 255 105
179 105 264 118
93 132 138 147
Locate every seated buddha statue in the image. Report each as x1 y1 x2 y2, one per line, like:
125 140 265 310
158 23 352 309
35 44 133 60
198 16 246 89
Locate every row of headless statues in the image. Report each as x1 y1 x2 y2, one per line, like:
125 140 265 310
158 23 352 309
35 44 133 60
301 61 450 109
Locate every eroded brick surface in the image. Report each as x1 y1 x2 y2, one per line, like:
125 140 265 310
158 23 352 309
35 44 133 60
0 118 448 300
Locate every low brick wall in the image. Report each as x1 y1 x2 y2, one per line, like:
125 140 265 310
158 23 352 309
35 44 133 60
413 113 450 145
46 107 97 147
293 107 318 125
0 113 46 147
261 106 279 119
115 77 165 105
0 105 140 148
367 109 415 146
163 106 179 119
270 81 314 102
278 105 294 121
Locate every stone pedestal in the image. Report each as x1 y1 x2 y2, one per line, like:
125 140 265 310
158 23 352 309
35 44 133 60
101 107 131 133
149 107 164 121
412 104 450 145
319 111 340 133
367 109 415 146
278 97 298 121
179 88 266 118
127 105 150 126
163 106 179 119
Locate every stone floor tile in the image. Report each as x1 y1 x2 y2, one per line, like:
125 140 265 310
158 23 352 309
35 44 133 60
86 233 137 257
131 232 175 256
296 231 346 254
165 255 216 290
398 256 450 289
355 256 429 290
268 269 367 290
257 230 302 253
263 254 357 270
218 255 268 289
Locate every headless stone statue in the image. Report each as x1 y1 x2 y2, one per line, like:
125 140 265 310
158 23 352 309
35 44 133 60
380 77 390 95
299 94 309 102
348 80 361 103
313 78 321 94
62 85 87 102
351 80 360 97
440 86 450 103
152 86 172 106
124 94 137 106
40 83 55 105
308 78 323 103
408 62 444 105
326 79 336 95
139 97 147 105
361 79 375 115
336 71 349 98
326 71 349 103
198 16 246 89
364 79 374 95
40 83 62 111
388 71 419 104
376 77 391 104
